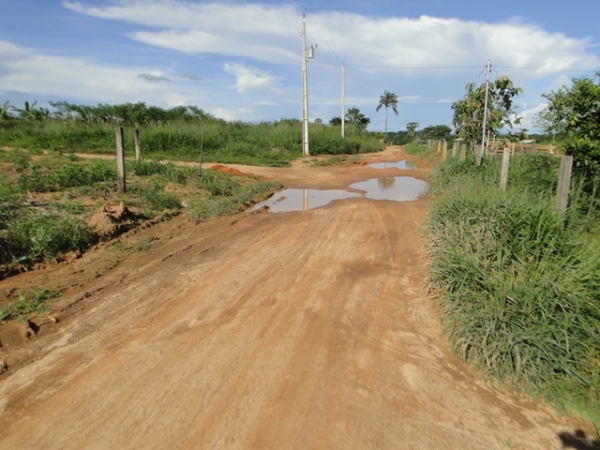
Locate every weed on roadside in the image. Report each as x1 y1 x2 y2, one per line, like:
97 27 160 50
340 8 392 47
0 288 61 322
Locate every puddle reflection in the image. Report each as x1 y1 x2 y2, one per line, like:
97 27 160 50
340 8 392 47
350 177 427 201
367 160 417 170
251 189 360 213
251 177 427 214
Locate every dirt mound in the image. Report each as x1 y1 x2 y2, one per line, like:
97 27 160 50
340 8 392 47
209 164 248 177
86 202 138 241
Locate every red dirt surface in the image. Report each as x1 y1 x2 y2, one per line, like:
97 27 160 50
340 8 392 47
0 146 596 449
209 164 249 177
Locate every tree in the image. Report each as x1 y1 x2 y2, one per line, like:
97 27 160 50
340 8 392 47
376 90 399 133
451 76 523 143
406 122 419 141
0 101 14 120
539 73 600 178
345 108 370 134
329 116 342 126
538 74 600 141
419 125 452 141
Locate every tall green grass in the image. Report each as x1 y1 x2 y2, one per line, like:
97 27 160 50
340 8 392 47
426 155 600 426
0 120 384 166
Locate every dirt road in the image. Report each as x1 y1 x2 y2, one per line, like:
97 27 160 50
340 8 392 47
0 147 595 449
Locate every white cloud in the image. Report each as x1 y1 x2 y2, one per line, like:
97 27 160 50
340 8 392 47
138 73 171 82
517 102 548 131
211 107 254 122
63 1 598 75
223 63 283 94
0 41 153 99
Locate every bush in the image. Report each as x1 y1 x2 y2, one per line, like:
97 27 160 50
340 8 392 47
5 214 94 262
426 156 600 425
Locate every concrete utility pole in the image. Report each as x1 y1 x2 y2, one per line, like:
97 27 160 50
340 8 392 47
478 59 492 165
301 14 315 156
341 63 345 138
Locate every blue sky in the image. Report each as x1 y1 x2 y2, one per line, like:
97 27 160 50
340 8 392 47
2 0 599 132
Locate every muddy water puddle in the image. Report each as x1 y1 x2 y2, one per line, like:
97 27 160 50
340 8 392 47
251 177 427 213
367 160 417 169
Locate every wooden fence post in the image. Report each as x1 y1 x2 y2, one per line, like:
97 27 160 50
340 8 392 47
199 130 205 169
460 144 466 161
555 155 573 214
499 147 511 191
436 140 441 154
442 140 447 160
530 142 537 154
116 127 126 192
452 141 458 157
134 129 141 163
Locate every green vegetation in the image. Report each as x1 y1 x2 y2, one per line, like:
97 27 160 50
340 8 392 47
311 155 361 166
403 141 435 158
0 102 385 166
190 172 281 221
537 73 600 180
0 289 61 322
452 76 523 142
0 150 282 272
329 107 373 137
376 90 399 134
426 154 600 426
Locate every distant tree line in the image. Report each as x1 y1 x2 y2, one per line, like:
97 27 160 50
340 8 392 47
0 101 222 127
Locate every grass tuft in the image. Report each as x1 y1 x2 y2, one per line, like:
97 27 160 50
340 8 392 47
426 154 600 426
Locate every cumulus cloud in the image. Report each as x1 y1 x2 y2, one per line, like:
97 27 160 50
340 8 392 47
64 1 598 74
138 73 171 82
184 73 202 81
223 63 283 94
0 40 199 106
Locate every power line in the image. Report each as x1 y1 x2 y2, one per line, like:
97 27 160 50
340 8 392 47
312 60 483 70
495 65 598 73
313 60 598 73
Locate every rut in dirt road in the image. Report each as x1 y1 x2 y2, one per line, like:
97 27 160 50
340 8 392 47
0 150 595 449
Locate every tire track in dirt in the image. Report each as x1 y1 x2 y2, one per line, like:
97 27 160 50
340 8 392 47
0 147 596 449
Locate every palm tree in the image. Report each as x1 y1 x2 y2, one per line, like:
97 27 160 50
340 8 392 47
376 90 399 134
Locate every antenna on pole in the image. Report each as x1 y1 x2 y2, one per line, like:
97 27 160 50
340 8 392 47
301 15 315 157
341 63 345 138
478 59 492 166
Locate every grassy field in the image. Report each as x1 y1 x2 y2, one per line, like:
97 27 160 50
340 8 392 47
0 148 281 271
0 120 384 166
425 153 600 426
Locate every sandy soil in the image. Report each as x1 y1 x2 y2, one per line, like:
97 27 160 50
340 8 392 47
0 146 596 449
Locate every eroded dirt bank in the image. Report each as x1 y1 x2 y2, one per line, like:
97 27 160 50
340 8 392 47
0 146 595 449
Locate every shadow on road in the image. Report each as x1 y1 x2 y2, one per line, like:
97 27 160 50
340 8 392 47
559 430 600 450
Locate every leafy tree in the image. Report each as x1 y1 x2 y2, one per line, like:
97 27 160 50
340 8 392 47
17 101 50 122
0 101 14 120
452 76 523 143
419 124 452 141
314 118 323 124
376 90 399 133
540 73 600 178
538 74 600 141
345 108 370 135
386 130 408 145
329 117 342 126
406 122 419 141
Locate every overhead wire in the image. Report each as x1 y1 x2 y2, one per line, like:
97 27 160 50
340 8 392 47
305 18 371 97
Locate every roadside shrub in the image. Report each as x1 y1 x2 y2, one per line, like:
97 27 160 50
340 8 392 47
426 156 600 425
6 214 94 262
18 161 116 192
138 186 181 211
131 161 186 184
